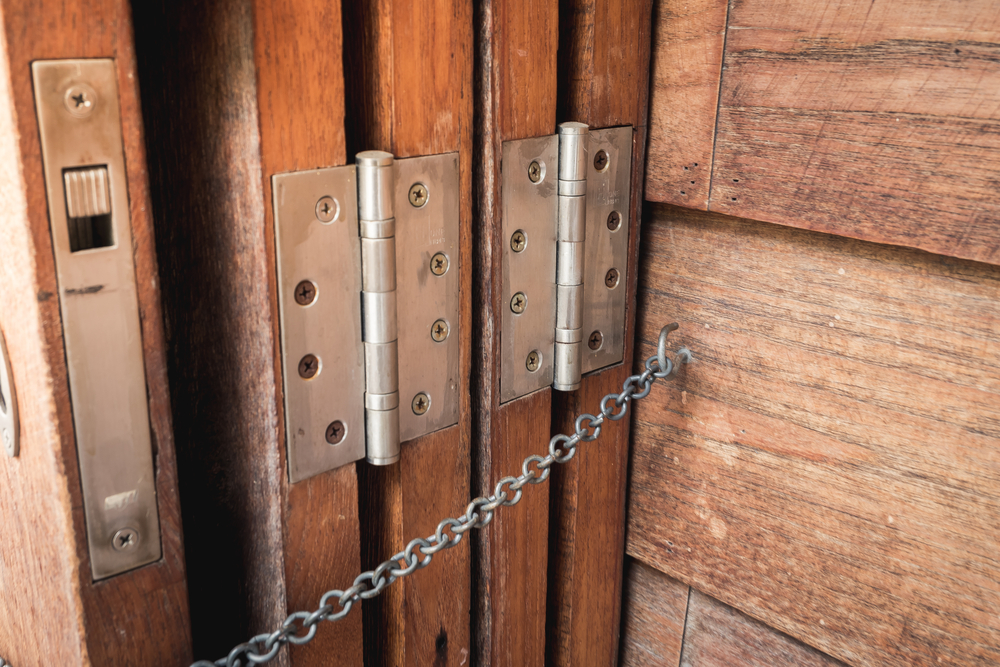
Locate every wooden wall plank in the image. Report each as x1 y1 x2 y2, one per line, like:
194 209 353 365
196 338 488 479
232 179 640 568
548 1 654 664
134 0 366 662
342 0 473 664
642 0 728 209
627 203 1000 667
0 1 191 664
679 589 846 667
619 559 689 667
474 1 559 665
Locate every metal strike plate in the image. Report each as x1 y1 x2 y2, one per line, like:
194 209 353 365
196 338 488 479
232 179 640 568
500 136 559 402
0 327 18 458
582 127 632 374
33 59 161 579
273 166 365 483
395 153 461 442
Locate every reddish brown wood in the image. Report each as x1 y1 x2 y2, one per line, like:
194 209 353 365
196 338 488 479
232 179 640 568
0 1 191 664
628 203 1000 667
474 1 559 665
547 0 654 664
642 0 727 209
619 559 689 667
341 0 474 664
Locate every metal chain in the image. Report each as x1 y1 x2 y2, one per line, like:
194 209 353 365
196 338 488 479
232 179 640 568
192 324 691 667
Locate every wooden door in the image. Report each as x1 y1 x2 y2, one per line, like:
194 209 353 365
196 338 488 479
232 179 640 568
0 2 191 665
621 2 1000 666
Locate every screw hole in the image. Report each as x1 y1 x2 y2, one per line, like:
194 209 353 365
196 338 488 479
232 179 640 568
733 178 739 182
683 166 688 170
731 197 737 201
694 163 698 166
680 191 686 195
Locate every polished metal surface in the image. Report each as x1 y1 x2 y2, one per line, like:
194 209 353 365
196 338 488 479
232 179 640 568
33 59 160 578
581 127 632 375
0 327 18 458
273 164 366 483
501 135 558 402
394 152 461 443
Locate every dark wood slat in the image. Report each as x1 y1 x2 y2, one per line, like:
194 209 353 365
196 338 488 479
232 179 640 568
0 1 191 664
619 559 689 667
547 0 654 664
134 0 366 662
642 0 728 209
342 0 474 663
474 1 559 664
628 203 1000 667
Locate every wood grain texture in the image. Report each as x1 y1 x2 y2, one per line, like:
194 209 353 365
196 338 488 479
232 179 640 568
642 0 728 209
341 0 474 664
548 0 654 664
619 559 689 667
0 1 191 664
473 0 559 664
679 589 846 667
627 203 1000 667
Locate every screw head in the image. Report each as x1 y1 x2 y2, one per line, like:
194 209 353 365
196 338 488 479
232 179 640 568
528 161 542 183
325 420 346 444
510 230 527 253
510 292 527 314
526 350 540 372
588 330 604 350
64 84 97 118
409 183 429 208
112 527 139 552
316 196 338 223
294 280 317 305
431 319 450 342
605 268 620 289
298 354 320 379
607 211 622 231
430 252 449 276
594 150 609 172
412 392 430 415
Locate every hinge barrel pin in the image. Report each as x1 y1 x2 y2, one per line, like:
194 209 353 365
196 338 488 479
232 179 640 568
358 151 401 465
553 122 589 392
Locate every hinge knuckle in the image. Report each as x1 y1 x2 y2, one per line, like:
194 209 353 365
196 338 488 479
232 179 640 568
358 151 401 466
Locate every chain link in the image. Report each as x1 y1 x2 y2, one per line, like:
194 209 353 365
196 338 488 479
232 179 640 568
191 324 691 667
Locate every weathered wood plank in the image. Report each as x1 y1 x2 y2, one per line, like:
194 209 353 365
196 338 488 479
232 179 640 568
642 0 728 209
548 0 654 663
680 589 846 667
474 1 558 665
0 1 191 664
342 0 473 663
709 0 1000 264
627 203 1000 667
619 559 689 667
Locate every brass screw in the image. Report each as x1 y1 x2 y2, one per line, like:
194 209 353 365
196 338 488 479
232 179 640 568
294 280 316 305
526 350 540 372
510 292 526 314
594 150 609 171
430 252 449 276
511 230 526 252
64 84 96 118
409 183 428 207
588 330 604 350
112 527 139 552
325 420 345 445
412 392 430 415
607 211 622 231
298 354 320 379
605 268 620 289
316 196 337 222
431 319 450 342
528 161 541 183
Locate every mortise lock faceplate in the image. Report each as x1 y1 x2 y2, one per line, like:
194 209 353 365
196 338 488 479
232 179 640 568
501 124 633 402
273 152 460 483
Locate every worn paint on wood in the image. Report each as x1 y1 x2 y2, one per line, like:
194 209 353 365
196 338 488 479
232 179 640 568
619 559 689 667
627 203 1000 667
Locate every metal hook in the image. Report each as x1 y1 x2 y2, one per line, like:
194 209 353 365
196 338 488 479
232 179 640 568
656 323 692 380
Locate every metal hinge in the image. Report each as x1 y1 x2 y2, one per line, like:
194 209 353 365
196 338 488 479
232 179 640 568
501 124 632 402
273 152 460 483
